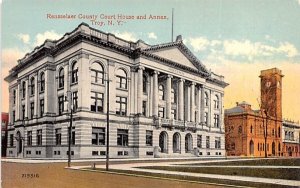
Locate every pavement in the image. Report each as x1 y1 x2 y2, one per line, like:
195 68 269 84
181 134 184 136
68 159 300 187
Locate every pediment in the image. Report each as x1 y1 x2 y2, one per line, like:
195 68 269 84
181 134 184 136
149 46 199 70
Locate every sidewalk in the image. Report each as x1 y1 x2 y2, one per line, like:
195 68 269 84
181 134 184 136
69 160 300 187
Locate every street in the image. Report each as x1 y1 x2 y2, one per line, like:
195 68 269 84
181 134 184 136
1 161 221 188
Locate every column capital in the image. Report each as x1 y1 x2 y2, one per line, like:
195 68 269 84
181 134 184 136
138 65 145 70
179 78 185 82
167 75 173 79
153 70 160 75
190 82 195 86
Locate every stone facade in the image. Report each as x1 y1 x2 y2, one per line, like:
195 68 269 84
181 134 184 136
282 120 300 157
5 23 227 159
225 68 283 157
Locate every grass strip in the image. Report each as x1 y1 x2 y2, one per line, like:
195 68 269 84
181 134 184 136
81 167 294 188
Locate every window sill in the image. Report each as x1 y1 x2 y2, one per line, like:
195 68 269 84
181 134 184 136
116 87 128 92
70 82 78 86
57 87 64 91
91 82 105 86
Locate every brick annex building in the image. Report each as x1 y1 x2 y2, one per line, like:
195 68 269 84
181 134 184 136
225 68 283 157
1 112 9 157
5 23 228 159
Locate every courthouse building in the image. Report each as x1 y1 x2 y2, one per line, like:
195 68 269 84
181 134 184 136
5 23 228 159
225 68 283 157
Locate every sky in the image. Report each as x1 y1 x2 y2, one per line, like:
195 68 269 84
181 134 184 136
1 0 300 122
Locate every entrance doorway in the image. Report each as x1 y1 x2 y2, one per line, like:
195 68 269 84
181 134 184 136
159 131 168 153
173 133 180 153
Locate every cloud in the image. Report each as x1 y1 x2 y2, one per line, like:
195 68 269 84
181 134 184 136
34 30 62 46
17 33 30 44
148 32 157 39
278 42 298 58
112 31 137 42
187 37 299 61
189 37 211 52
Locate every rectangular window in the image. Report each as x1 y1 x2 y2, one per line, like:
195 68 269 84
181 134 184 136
55 128 61 145
142 101 147 116
171 109 176 120
22 105 25 120
92 127 105 145
214 114 220 128
116 96 127 116
158 107 165 118
206 136 210 148
116 76 127 89
13 90 16 105
91 92 104 113
204 112 208 124
68 127 76 145
37 129 42 146
10 134 14 146
146 130 153 146
12 111 15 123
30 102 34 119
27 131 32 146
117 129 128 146
215 137 221 149
72 92 78 111
58 75 64 89
197 135 202 148
40 99 44 117
58 96 64 115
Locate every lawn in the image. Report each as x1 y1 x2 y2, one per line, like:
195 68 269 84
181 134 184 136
184 158 300 166
141 166 300 180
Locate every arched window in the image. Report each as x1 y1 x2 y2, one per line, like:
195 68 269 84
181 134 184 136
171 87 176 103
30 77 35 95
22 81 26 98
91 62 104 84
278 143 281 152
159 85 164 100
278 127 281 138
205 92 209 106
214 95 219 109
40 72 45 92
116 69 127 89
58 68 64 88
71 62 78 83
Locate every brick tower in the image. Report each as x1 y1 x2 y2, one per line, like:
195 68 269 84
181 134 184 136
260 68 284 120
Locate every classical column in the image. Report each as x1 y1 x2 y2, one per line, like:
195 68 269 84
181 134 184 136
137 66 144 114
196 86 201 123
16 82 20 120
34 74 39 118
185 84 190 122
190 82 195 122
152 71 159 117
166 75 172 119
178 79 184 121
63 62 69 113
200 85 204 123
220 93 224 130
24 79 29 119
